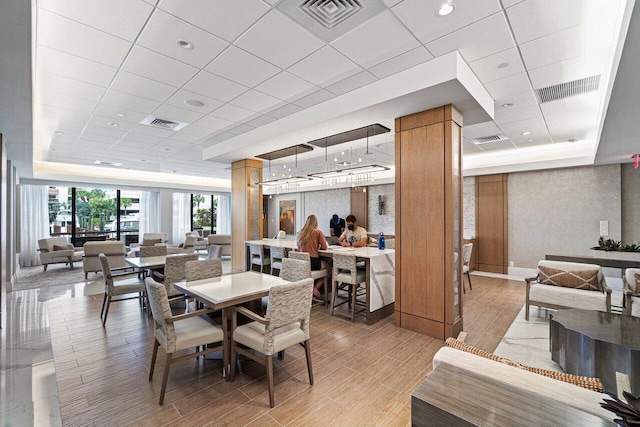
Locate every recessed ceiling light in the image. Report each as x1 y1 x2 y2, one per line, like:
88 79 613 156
116 113 126 117
176 39 193 50
501 102 515 108
107 122 118 127
497 62 509 69
54 130 64 135
184 99 204 108
437 2 455 16
522 131 531 136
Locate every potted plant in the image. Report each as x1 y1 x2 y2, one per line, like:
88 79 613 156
592 237 640 261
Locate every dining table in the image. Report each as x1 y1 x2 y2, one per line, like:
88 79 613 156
174 271 291 379
244 239 395 324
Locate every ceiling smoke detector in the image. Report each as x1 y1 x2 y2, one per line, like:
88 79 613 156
140 115 189 131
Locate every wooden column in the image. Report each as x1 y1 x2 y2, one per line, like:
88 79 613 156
395 105 463 340
350 187 368 231
475 174 508 273
231 159 263 272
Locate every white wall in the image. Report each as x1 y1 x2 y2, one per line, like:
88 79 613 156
508 164 622 269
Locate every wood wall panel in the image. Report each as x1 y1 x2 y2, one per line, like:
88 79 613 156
394 130 402 325
350 187 368 231
231 159 262 272
476 174 508 274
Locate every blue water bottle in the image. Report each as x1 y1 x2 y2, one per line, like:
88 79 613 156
378 232 385 250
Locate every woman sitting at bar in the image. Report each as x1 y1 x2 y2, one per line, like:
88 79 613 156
297 214 331 299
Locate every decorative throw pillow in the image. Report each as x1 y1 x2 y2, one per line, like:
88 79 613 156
53 244 73 251
634 273 640 296
141 238 162 246
538 266 600 292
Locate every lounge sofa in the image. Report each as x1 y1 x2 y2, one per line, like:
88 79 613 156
38 237 84 271
525 260 611 320
207 234 231 257
83 241 129 279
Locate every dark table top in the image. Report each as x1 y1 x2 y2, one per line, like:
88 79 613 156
550 309 640 350
545 253 640 269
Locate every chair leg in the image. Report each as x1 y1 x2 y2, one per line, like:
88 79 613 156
266 355 275 408
43 264 48 271
85 272 88 279
100 294 108 320
323 276 328 307
304 340 314 385
330 279 337 316
149 340 160 381
351 284 357 322
229 344 237 382
462 278 466 294
277 350 284 360
102 296 112 325
159 353 173 405
466 271 472 290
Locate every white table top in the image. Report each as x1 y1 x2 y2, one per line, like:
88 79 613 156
244 239 395 258
174 271 290 309
245 239 298 249
125 253 193 269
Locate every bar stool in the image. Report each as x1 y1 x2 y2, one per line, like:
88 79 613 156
249 243 270 273
269 246 287 275
289 251 328 306
330 253 366 322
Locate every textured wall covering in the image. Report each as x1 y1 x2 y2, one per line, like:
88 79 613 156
463 177 475 238
249 168 261 240
622 163 640 244
367 184 395 235
509 164 621 269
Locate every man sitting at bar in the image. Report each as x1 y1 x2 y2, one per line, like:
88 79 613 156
330 214 345 237
338 215 367 248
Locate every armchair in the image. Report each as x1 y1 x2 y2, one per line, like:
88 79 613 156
623 268 640 317
83 241 129 279
38 237 83 271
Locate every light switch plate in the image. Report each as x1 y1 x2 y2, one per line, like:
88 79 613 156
599 220 609 236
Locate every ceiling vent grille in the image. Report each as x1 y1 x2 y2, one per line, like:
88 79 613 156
140 115 189 131
536 75 600 103
473 135 505 145
299 0 363 29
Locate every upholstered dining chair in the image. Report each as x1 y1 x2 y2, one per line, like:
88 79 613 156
623 268 640 317
98 254 146 325
275 230 286 239
279 258 311 282
140 245 167 258
144 277 224 405
269 246 288 275
207 244 223 260
462 243 473 293
289 251 328 306
229 278 314 407
162 254 199 299
249 243 270 273
331 253 366 322
185 258 223 282
181 235 199 252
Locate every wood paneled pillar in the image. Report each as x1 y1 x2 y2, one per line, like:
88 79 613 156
395 105 463 340
231 159 263 272
475 174 508 273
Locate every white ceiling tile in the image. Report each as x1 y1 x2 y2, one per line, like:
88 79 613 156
210 104 255 122
38 0 153 41
493 90 539 110
506 0 612 45
383 0 405 7
37 9 132 68
331 11 420 68
494 104 542 125
164 89 224 115
243 114 278 128
205 45 281 87
519 16 616 70
325 71 378 95
183 71 249 102
158 0 270 43
36 46 117 87
484 72 532 100
463 121 503 139
547 119 597 142
230 90 282 113
256 71 317 101
83 126 127 140
163 132 204 144
264 103 303 119
291 89 335 108
88 115 137 132
123 132 165 144
37 91 98 114
504 126 551 144
513 139 553 149
393 0 502 44
368 46 433 79
129 124 175 138
194 115 235 131
152 104 204 124
499 116 547 134
474 139 517 151
110 71 177 102
502 0 526 7
226 124 254 135
36 71 106 102
462 139 486 154
102 89 162 113
81 133 122 145
540 92 600 117
468 47 526 84
288 46 361 87
528 49 609 90
425 12 515 63
93 105 149 124
122 45 199 87
235 9 324 69
137 9 229 68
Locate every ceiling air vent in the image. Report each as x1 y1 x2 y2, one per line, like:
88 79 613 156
473 135 505 145
536 75 600 104
299 0 363 29
140 115 188 131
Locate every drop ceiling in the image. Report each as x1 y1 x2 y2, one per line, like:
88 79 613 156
1 0 636 188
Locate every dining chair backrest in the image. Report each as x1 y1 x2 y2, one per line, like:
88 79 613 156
140 245 167 258
185 258 222 281
332 253 358 284
279 258 311 282
164 254 199 292
462 243 473 267
264 278 314 354
207 244 223 259
276 230 286 239
269 246 287 262
144 277 177 351
249 243 265 260
183 235 198 249
288 251 310 262
99 253 115 295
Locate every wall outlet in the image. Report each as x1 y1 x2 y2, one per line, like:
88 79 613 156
509 261 514 267
599 220 609 236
